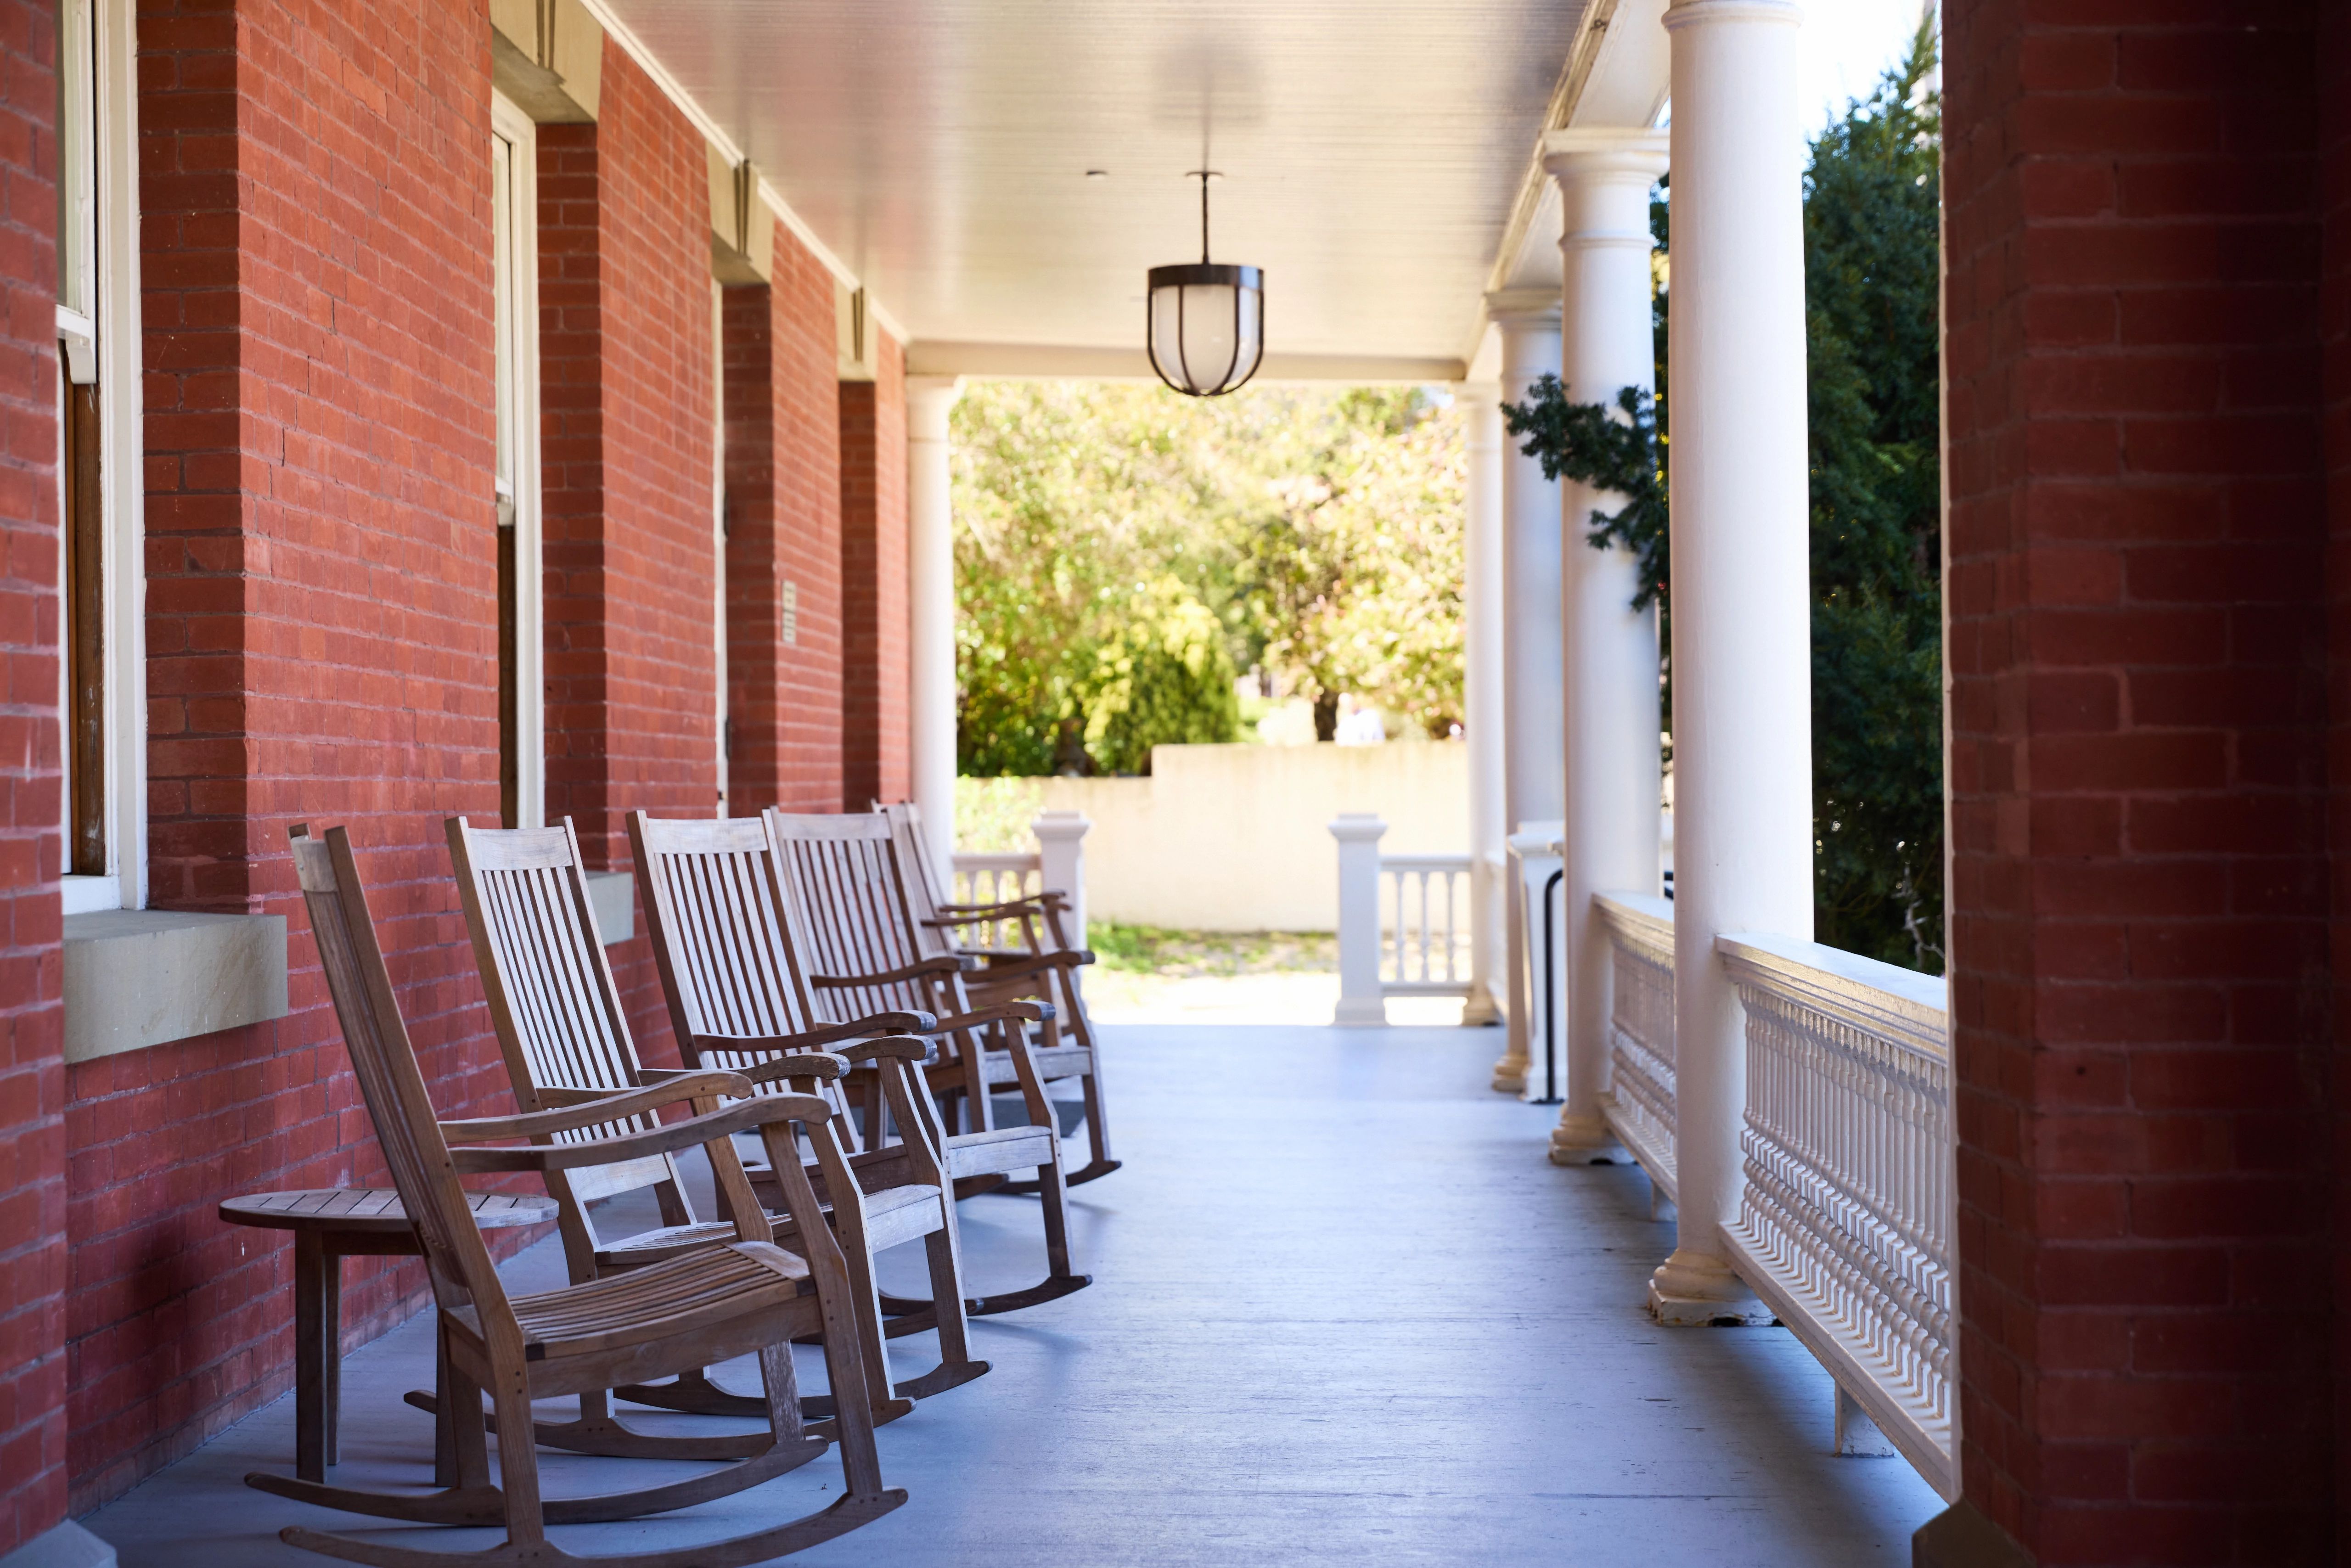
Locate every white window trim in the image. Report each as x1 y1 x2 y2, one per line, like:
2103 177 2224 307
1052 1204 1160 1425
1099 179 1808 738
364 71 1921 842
491 90 545 828
59 0 145 915
711 278 727 818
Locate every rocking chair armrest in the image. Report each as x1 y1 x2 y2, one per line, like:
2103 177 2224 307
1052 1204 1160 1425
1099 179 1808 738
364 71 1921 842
448 1092 833 1173
737 1051 851 1087
835 1034 932 1065
439 1073 754 1142
930 999 1055 1032
922 900 1040 924
970 949 1094 979
765 1011 939 1045
811 954 975 987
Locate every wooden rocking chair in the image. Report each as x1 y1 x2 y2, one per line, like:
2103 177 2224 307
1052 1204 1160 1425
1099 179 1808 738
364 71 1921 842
880 800 1120 1186
267 824 902 1568
443 816 987 1436
630 810 1089 1319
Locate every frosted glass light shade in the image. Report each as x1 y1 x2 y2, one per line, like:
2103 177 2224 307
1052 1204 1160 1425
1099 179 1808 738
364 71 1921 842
1146 263 1264 397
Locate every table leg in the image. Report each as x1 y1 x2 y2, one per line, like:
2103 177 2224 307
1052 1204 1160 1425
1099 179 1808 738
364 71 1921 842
293 1231 326 1483
434 1323 456 1489
323 1250 342 1467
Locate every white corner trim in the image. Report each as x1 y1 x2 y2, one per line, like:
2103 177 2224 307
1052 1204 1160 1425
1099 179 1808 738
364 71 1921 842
569 0 906 346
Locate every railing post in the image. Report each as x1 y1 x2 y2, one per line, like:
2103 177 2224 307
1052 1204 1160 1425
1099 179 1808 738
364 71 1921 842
1330 814 1389 1027
1030 809 1090 952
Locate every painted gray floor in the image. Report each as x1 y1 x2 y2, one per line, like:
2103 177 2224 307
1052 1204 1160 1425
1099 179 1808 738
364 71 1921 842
84 1022 1941 1566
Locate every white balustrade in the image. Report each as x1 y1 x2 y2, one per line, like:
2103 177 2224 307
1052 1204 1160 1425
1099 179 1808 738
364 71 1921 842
948 850 1041 951
1594 891 1677 1203
1378 854 1475 997
1715 931 1953 1500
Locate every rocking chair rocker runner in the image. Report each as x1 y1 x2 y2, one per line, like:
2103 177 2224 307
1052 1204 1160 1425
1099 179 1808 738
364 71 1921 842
444 816 988 1431
881 800 1120 1188
630 810 1089 1320
270 824 903 1567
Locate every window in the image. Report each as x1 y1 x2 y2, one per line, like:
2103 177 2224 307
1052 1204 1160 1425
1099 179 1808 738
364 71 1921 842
56 0 141 915
491 93 544 828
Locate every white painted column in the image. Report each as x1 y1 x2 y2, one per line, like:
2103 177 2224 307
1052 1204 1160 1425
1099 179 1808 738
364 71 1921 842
1487 293 1565 1094
1460 381 1507 1031
1541 130 1670 1164
1030 809 1091 953
1649 0 1812 1325
907 375 963 894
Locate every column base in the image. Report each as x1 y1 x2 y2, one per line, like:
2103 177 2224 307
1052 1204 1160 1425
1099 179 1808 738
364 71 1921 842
1333 998 1389 1028
1913 1502 2036 1568
1489 1049 1528 1094
1646 1248 1774 1326
1546 1112 1625 1165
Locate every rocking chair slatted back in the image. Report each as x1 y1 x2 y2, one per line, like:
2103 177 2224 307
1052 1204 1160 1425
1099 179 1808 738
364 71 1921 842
445 816 675 1209
630 811 825 1072
290 826 509 1329
763 811 934 1023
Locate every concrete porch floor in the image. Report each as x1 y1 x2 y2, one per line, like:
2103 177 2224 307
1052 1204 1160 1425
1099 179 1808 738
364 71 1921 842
82 1022 1941 1566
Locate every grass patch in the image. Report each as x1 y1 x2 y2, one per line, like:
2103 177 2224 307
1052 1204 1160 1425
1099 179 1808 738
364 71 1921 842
1089 924 1336 978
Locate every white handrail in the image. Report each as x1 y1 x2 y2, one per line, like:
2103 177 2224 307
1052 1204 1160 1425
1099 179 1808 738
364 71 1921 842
1715 930 1954 1500
1594 891 1676 1202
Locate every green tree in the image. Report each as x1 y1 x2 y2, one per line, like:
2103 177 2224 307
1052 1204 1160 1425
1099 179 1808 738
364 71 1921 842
1504 17 1945 970
951 381 1464 770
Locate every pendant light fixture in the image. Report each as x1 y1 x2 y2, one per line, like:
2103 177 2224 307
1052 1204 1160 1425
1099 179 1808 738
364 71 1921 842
1147 170 1264 398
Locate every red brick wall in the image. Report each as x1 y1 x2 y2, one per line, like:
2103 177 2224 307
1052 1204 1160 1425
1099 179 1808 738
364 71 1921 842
538 37 717 884
1944 3 2333 1560
721 220 843 815
0 0 65 1549
839 330 907 810
67 0 528 1510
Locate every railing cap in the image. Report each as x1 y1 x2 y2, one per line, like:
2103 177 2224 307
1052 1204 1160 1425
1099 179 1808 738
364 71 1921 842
1715 929 1948 1040
1327 814 1390 843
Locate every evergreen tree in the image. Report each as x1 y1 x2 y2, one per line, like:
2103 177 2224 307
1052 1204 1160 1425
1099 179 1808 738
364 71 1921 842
1505 17 1945 970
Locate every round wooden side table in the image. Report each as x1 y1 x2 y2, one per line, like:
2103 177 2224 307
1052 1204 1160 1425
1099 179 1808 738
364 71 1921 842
220 1187 557 1482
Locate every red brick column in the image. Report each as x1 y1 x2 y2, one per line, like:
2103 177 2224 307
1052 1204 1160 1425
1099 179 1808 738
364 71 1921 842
1936 3 2334 1562
2324 2 2351 1548
536 39 719 877
720 224 843 815
0 0 66 1549
839 332 909 811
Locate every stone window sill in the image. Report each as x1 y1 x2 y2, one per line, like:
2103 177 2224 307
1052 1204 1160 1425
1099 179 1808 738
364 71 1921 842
63 910 290 1063
584 871 633 945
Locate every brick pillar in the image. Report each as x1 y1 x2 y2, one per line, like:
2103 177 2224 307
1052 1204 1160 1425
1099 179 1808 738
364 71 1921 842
2324 2 2351 1553
1930 4 2337 1562
535 39 718 874
0 0 66 1549
839 331 909 812
720 225 843 815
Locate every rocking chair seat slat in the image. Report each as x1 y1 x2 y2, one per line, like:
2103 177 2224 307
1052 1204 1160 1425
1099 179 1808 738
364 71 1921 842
445 1242 813 1364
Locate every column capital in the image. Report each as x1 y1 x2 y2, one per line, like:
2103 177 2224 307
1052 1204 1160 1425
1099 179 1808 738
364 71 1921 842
1454 378 1502 410
1541 128 1671 185
1483 287 1562 329
1662 0 1801 30
906 375 962 440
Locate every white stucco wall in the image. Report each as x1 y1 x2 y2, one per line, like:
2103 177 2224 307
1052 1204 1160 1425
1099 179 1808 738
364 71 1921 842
962 742 1470 932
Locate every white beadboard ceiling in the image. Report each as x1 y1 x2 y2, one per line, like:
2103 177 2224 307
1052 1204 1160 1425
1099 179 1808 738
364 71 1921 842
605 0 1672 377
